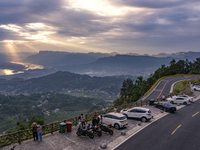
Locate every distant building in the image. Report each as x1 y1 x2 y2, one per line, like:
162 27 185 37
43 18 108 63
105 100 114 103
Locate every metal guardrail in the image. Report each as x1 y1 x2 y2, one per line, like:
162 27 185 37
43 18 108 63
1 98 167 148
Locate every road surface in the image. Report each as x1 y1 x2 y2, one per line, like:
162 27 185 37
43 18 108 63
115 76 200 150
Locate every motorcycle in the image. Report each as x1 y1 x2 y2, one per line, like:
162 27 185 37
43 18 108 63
87 124 102 137
76 126 94 139
11 145 16 150
99 123 114 135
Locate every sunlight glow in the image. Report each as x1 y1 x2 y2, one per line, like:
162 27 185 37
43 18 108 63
0 24 21 32
67 0 144 16
11 62 44 70
0 23 57 44
26 23 45 28
3 69 14 75
2 69 24 75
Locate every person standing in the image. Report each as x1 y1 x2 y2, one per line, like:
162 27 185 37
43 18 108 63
162 94 165 101
100 115 103 124
80 114 85 128
78 116 82 128
92 117 97 126
37 124 42 142
31 122 38 141
114 107 118 113
102 107 106 114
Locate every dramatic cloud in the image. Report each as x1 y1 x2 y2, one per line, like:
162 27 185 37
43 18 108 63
0 0 199 55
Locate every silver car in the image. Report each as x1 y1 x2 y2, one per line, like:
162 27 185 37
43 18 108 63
120 107 152 122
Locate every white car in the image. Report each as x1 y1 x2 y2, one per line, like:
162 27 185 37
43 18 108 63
102 112 128 130
180 95 194 102
192 86 200 91
166 96 190 105
120 107 152 122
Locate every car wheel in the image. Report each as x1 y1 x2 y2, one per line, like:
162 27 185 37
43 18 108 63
170 101 174 104
114 123 120 130
141 117 147 122
183 102 187 105
124 114 128 118
194 88 196 91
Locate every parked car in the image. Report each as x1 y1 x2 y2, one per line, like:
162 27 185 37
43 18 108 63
120 107 152 122
102 112 128 130
154 102 176 112
179 95 194 102
166 96 190 105
192 85 200 91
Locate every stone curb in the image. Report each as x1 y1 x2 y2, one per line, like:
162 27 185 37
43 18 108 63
106 95 200 150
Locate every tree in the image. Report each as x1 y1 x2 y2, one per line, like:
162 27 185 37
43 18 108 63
28 115 46 127
120 78 134 99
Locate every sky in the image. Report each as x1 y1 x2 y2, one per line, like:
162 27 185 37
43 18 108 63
0 0 200 55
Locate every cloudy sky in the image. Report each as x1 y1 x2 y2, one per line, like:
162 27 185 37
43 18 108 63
0 0 200 55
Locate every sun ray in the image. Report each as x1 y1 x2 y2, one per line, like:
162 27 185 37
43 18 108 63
4 42 21 61
24 44 39 52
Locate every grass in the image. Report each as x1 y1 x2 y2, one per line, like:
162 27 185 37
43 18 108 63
174 82 183 93
173 80 193 96
60 90 118 100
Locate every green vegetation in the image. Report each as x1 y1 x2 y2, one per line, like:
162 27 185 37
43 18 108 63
0 92 108 133
114 58 200 106
0 71 126 95
6 115 46 134
173 79 200 96
60 90 118 100
173 82 183 94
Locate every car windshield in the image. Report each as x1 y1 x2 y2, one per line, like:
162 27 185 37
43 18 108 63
164 103 174 107
114 116 126 120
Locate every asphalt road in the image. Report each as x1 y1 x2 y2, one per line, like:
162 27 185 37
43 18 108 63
115 100 200 150
115 76 200 150
145 76 200 100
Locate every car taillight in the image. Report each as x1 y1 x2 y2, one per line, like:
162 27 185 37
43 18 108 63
146 113 150 115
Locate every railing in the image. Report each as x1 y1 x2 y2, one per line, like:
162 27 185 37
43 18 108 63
0 97 167 148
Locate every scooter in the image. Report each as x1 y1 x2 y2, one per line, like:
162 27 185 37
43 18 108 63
10 145 16 150
99 123 114 135
76 126 94 139
87 124 102 137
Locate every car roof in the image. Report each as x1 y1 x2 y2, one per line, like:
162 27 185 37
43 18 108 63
128 107 149 111
107 112 125 117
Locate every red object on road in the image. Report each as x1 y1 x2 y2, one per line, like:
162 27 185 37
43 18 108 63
66 122 72 132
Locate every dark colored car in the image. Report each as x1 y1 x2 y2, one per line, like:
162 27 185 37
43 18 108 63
155 102 176 112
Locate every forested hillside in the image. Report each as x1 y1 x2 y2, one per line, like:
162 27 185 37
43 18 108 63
0 71 127 95
114 58 200 106
0 92 107 133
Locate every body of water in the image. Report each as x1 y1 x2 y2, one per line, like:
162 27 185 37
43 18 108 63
0 62 44 75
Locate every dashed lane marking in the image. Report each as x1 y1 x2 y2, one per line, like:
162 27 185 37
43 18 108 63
192 111 199 117
171 125 181 135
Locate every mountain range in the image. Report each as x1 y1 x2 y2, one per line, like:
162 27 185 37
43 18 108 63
0 51 200 79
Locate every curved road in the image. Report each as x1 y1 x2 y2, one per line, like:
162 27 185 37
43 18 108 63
114 76 200 150
145 76 200 100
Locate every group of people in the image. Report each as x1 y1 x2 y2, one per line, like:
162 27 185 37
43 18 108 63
31 122 42 142
78 114 104 128
78 114 86 128
92 115 103 126
103 106 118 114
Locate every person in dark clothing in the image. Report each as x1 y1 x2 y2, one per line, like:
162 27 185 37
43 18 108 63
97 117 100 125
80 114 85 128
92 117 97 126
31 122 38 141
